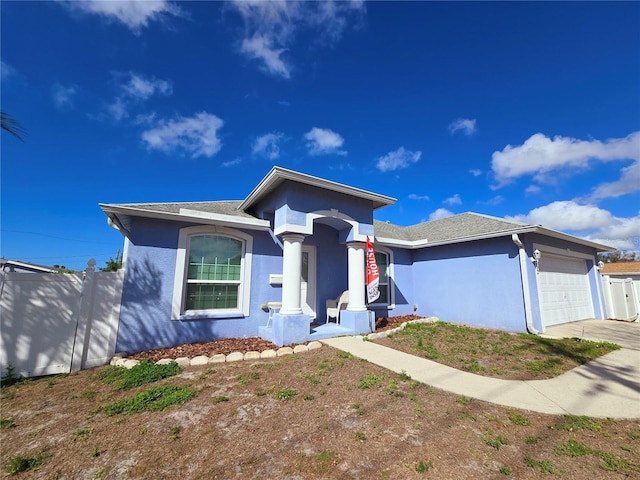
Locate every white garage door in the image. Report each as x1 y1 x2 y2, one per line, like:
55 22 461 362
537 254 594 327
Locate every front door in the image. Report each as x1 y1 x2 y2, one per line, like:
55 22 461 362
301 246 316 319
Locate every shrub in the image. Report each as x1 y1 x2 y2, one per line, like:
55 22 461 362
5 455 44 475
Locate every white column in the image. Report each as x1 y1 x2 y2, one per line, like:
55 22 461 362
347 241 367 312
280 234 305 315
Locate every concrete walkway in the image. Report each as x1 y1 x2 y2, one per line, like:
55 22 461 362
322 321 640 419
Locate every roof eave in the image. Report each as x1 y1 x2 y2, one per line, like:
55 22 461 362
99 204 271 233
375 225 615 252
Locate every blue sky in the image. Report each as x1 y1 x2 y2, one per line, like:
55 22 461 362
2 1 639 271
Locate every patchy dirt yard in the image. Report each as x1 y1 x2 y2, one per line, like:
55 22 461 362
1 333 639 479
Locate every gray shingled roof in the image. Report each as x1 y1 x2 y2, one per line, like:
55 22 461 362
375 212 530 243
109 200 258 219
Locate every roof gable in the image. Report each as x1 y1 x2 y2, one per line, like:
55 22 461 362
240 166 396 212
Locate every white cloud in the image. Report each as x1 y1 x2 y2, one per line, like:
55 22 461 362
376 147 421 172
241 34 290 79
507 201 615 231
443 194 462 206
1 59 16 80
106 72 172 121
229 0 364 79
491 131 640 190
509 201 640 251
469 168 482 177
479 195 504 206
60 0 183 33
141 112 224 158
51 83 78 110
449 118 476 136
586 160 640 201
252 132 284 160
429 208 454 221
122 73 172 100
587 216 640 251
222 158 242 167
107 97 129 121
525 185 541 194
408 194 430 201
304 127 346 156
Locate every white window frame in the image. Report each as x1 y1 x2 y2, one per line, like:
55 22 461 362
370 246 395 308
172 225 253 320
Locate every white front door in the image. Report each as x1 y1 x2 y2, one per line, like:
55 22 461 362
301 246 317 319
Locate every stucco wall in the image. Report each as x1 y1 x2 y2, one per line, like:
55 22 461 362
116 217 282 354
410 237 527 332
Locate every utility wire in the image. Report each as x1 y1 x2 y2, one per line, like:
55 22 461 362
1 229 117 245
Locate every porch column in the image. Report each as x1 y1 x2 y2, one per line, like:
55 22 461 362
280 233 305 315
346 241 367 312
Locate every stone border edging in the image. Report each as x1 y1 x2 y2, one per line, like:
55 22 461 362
110 341 323 369
365 316 439 340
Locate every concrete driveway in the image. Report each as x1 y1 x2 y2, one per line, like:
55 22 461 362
543 319 639 350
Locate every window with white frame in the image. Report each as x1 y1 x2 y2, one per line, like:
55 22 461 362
370 249 392 306
172 226 252 319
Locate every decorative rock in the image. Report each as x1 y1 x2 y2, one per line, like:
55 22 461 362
243 351 261 360
175 357 191 367
293 345 308 354
209 354 226 363
156 358 174 365
277 347 294 356
114 358 127 367
226 352 244 362
367 332 383 340
123 359 140 369
190 355 209 366
260 349 277 359
307 341 322 350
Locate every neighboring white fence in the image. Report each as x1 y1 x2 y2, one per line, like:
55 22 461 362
601 275 640 322
0 260 124 378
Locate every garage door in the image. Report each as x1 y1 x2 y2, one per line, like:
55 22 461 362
537 254 594 327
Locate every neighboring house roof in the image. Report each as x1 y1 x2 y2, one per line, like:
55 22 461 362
0 258 56 273
600 261 640 275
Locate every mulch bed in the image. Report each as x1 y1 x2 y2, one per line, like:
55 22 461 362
128 314 423 362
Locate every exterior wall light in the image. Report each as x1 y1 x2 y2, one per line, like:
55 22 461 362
531 249 542 271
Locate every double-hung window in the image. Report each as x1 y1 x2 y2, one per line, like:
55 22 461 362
172 226 252 319
186 235 242 310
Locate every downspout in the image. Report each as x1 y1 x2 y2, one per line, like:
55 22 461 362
512 234 539 334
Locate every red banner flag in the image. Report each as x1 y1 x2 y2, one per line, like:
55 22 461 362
366 236 380 304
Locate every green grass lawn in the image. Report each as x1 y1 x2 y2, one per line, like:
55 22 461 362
379 321 621 380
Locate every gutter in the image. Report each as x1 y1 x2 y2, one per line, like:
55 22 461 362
512 234 539 335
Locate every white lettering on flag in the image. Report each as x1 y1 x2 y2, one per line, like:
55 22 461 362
366 236 380 303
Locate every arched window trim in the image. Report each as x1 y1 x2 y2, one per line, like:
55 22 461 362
172 225 253 320
371 245 395 309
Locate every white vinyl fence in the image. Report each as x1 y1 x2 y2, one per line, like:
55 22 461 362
601 275 640 322
0 260 124 378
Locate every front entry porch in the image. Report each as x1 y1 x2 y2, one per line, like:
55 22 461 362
258 310 376 346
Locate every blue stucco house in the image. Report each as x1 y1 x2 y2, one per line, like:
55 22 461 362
100 166 612 352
